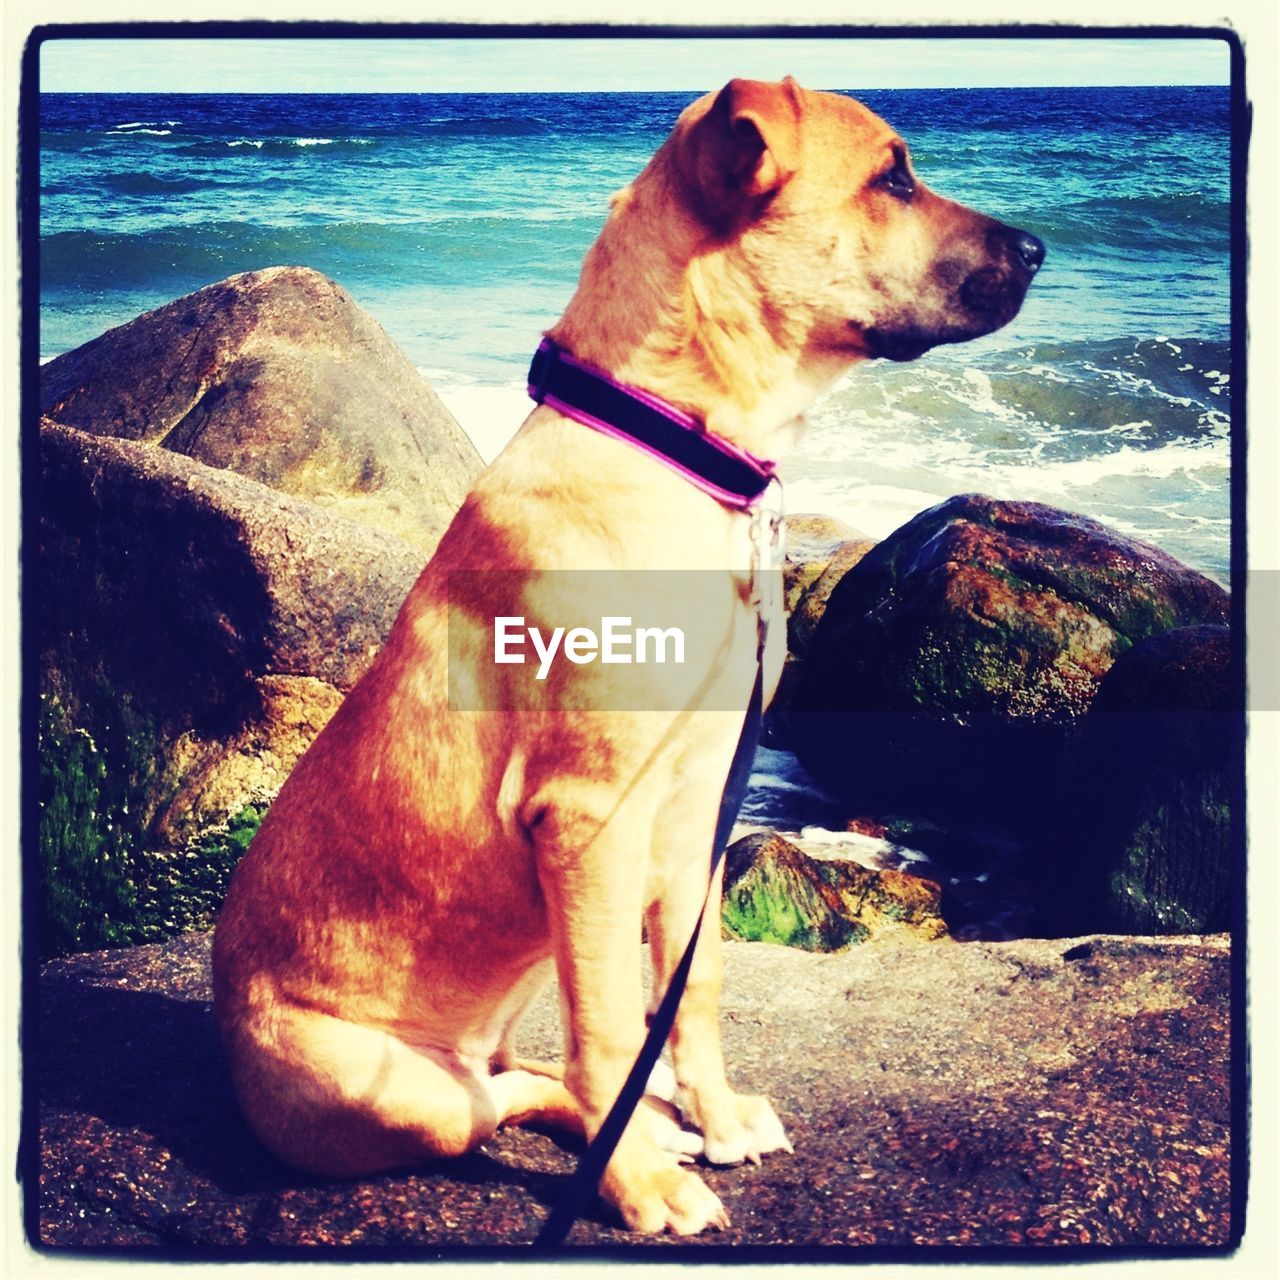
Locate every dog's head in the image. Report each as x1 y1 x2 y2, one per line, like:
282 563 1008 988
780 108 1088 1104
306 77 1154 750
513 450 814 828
671 77 1044 365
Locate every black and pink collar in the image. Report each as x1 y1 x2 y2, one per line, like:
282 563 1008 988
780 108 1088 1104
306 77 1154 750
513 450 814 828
527 339 777 511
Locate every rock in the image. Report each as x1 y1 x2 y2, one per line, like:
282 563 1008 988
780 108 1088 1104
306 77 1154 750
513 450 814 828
819 817 1037 941
768 514 876 740
35 930 1233 1247
783 513 864 563
37 270 486 952
1048 625 1236 935
40 266 482 554
788 494 1229 828
38 416 427 854
721 831 946 950
782 515 878 658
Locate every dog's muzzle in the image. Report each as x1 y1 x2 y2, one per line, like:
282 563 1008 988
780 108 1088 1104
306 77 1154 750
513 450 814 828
865 222 1046 362
960 223 1046 316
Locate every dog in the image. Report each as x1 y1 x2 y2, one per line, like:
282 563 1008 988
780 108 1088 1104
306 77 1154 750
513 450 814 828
212 77 1043 1236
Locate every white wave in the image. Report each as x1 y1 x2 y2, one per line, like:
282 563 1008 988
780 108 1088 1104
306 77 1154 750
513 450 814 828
1081 360 1219 411
420 370 1229 577
783 478 938 540
429 379 529 463
294 137 335 147
1021 362 1073 384
795 825 936 872
959 367 1022 420
108 128 171 137
1025 439 1229 487
746 770 818 795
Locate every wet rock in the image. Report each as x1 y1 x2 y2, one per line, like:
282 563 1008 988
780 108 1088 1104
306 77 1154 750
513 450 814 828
37 270 484 950
721 831 946 950
782 513 877 654
823 816 1037 941
38 417 429 851
1048 625 1237 935
788 494 1229 828
40 266 481 554
35 930 1234 1248
769 515 876 737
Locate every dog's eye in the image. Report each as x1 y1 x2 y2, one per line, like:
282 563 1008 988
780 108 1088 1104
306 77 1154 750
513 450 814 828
875 151 916 202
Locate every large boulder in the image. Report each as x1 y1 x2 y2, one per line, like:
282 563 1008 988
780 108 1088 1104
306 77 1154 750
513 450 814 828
37 271 485 952
789 494 1229 829
38 417 428 845
1047 625 1237 935
40 266 482 553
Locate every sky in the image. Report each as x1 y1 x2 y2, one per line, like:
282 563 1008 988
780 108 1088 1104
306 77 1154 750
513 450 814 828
37 34 1232 94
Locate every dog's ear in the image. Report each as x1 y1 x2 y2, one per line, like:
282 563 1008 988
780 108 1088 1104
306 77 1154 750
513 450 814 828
676 77 803 227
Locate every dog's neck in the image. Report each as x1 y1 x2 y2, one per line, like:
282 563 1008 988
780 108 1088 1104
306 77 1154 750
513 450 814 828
546 148 842 462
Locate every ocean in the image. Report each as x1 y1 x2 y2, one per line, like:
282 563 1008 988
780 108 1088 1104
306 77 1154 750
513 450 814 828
38 86 1232 582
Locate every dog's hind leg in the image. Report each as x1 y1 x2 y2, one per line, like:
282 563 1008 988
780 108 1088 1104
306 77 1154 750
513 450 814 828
485 966 702 1159
226 1006 583 1176
487 1067 583 1134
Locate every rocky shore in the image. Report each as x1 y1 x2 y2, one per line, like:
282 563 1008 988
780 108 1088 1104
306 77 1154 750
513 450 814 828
36 930 1233 1251
32 269 1241 1250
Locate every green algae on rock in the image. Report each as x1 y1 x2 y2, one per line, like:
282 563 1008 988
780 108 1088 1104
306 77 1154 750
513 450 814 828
721 831 947 950
39 685 268 957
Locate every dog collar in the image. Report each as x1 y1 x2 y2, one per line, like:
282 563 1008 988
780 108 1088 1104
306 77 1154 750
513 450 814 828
527 338 778 511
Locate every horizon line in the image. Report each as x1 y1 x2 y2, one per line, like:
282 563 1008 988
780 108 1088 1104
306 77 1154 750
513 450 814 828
39 82 1227 94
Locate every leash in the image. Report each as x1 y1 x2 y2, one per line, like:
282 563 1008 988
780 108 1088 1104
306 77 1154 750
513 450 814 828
526 338 786 1243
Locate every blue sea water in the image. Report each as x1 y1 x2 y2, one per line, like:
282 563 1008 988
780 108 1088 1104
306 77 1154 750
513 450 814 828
38 87 1233 580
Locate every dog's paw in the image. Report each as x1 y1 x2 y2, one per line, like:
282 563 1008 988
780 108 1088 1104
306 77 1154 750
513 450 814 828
642 1097 704 1163
606 1161 729 1235
644 1057 677 1103
700 1094 793 1168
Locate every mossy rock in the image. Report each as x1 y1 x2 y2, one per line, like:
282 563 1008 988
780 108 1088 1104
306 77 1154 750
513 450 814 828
789 494 1229 827
721 831 946 950
38 687 268 957
1048 625 1236 935
37 269 483 876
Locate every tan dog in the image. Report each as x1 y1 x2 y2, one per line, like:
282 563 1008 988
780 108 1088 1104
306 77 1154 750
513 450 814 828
212 77 1042 1236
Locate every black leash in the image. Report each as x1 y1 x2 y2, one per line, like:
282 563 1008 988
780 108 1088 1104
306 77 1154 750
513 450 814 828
533 664 765 1248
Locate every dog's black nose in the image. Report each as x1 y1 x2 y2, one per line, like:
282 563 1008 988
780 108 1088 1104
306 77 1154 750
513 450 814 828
1013 230 1046 274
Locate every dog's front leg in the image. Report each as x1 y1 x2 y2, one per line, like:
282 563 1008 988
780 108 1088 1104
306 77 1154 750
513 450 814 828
647 829 793 1168
530 776 729 1235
